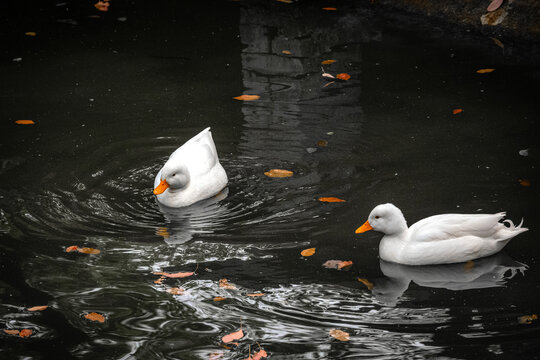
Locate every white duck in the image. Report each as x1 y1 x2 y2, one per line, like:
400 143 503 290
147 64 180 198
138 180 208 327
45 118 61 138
153 127 228 208
356 203 528 265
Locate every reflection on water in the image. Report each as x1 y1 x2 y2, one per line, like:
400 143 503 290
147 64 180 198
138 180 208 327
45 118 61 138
1 0 540 359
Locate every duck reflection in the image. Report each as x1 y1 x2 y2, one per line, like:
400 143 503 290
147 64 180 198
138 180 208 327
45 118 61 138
371 253 527 306
155 188 229 244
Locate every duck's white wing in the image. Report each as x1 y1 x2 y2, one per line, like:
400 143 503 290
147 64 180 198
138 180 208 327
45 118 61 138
408 213 506 243
166 127 219 176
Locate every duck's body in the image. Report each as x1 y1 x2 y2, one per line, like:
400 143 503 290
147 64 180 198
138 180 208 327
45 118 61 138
153 127 228 208
356 204 528 265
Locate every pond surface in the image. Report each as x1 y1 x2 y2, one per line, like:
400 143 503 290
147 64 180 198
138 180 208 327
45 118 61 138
1 0 540 359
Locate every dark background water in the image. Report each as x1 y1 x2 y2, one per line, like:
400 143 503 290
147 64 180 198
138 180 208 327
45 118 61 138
1 0 539 359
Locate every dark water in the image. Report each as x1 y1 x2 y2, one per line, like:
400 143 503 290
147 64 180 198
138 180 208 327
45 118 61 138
1 0 540 359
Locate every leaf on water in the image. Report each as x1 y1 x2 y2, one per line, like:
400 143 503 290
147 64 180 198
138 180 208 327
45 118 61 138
476 68 495 74
321 60 336 65
167 287 185 295
15 120 35 125
282 50 292 55
318 197 346 203
154 275 165 284
317 140 328 147
452 108 463 115
78 247 101 254
4 329 20 335
519 179 531 187
322 7 337 11
94 1 110 11
66 245 79 252
518 314 537 324
18 329 33 338
222 329 244 343
246 293 264 297
323 260 352 269
209 352 224 360
27 305 48 312
25 32 37 36
329 329 350 341
214 296 226 301
487 0 503 12
322 81 335 88
162 271 195 278
234 95 260 101
84 312 105 323
321 67 335 79
276 0 293 3
336 73 351 81
264 169 293 178
490 37 504 49
219 278 237 290
156 227 170 239
243 348 268 360
301 248 316 257
519 149 529 157
357 277 373 290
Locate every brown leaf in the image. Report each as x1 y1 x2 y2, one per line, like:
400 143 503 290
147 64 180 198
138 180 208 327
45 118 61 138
490 37 504 49
84 312 105 323
66 245 79 252
487 0 503 12
519 179 531 187
154 275 165 284
321 60 336 65
246 293 264 297
18 329 33 338
209 352 224 360
15 120 35 125
329 329 349 341
276 0 293 3
476 68 495 74
4 329 20 335
357 277 373 290
282 50 292 55
264 169 293 178
222 329 244 343
94 1 110 11
25 32 37 36
161 271 195 278
167 287 185 295
452 108 463 115
518 314 537 324
322 7 337 11
214 296 227 301
27 305 48 312
78 247 101 255
323 260 352 270
336 73 351 81
464 260 475 272
301 248 316 257
318 197 345 203
317 139 328 147
156 227 170 238
234 95 260 101
253 349 268 359
219 278 237 290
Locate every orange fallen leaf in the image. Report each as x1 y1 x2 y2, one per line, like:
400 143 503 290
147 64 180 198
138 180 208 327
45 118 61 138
322 7 337 11
156 227 170 239
490 37 504 50
234 95 260 101
219 278 237 290
214 296 227 301
15 120 35 125
84 312 105 323
222 329 244 343
518 314 538 324
27 305 48 312
18 329 33 338
301 248 316 257
477 68 495 74
78 247 101 255
318 197 345 203
66 245 79 252
154 275 165 284
519 179 531 187
322 260 352 269
487 0 503 12
161 271 195 278
317 139 328 147
94 1 110 11
336 73 351 81
4 329 20 335
452 108 463 115
276 0 293 3
264 169 293 178
167 287 185 295
244 349 268 360
329 329 349 341
357 277 373 290
321 60 336 65
282 50 292 55
246 293 264 297
337 260 353 269
25 32 37 36
209 352 224 360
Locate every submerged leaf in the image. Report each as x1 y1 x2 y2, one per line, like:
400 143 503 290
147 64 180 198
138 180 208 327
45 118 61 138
222 329 244 343
234 95 260 101
318 197 345 203
301 248 316 257
264 169 293 178
329 329 350 341
27 305 48 312
84 312 105 323
476 68 495 74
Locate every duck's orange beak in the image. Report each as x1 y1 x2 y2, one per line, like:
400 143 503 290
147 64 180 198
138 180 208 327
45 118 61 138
153 179 169 195
355 220 373 234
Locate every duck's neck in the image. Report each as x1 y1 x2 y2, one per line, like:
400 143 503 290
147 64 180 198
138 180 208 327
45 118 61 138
379 228 409 263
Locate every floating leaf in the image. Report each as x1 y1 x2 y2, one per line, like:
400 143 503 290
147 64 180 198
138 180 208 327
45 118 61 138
357 277 373 290
84 312 105 323
321 60 336 65
245 349 268 360
490 37 504 49
66 245 79 252
477 68 495 74
94 1 109 11
222 329 244 343
25 32 37 36
301 248 316 257
154 276 165 284
518 314 537 324
78 247 101 254
18 329 33 338
4 329 20 335
15 120 35 125
219 278 237 290
329 329 349 341
519 149 529 157
282 50 291 55
214 296 227 301
452 108 463 115
323 260 353 269
167 287 185 295
276 0 293 3
156 227 170 238
27 305 48 312
318 197 345 203
234 95 260 101
322 7 337 11
519 179 531 187
336 73 351 81
487 0 503 12
321 67 335 79
317 139 328 147
161 271 195 278
264 169 293 178
246 293 264 297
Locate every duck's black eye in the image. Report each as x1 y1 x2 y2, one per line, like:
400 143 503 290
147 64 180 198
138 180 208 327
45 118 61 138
172 173 176 177
375 216 380 219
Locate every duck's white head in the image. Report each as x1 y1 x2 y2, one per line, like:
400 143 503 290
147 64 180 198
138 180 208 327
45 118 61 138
355 203 408 235
153 162 190 195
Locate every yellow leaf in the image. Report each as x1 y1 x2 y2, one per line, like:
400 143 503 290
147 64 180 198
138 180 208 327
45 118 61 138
321 60 336 65
318 197 345 203
15 120 35 125
84 312 105 323
519 179 531 187
264 169 293 178
25 32 37 36
234 95 260 101
518 314 537 324
476 68 495 74
27 305 48 312
357 278 373 290
301 248 316 257
329 329 349 341
156 227 170 238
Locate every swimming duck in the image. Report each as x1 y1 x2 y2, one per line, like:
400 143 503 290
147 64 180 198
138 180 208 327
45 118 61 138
356 203 528 265
153 127 228 208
